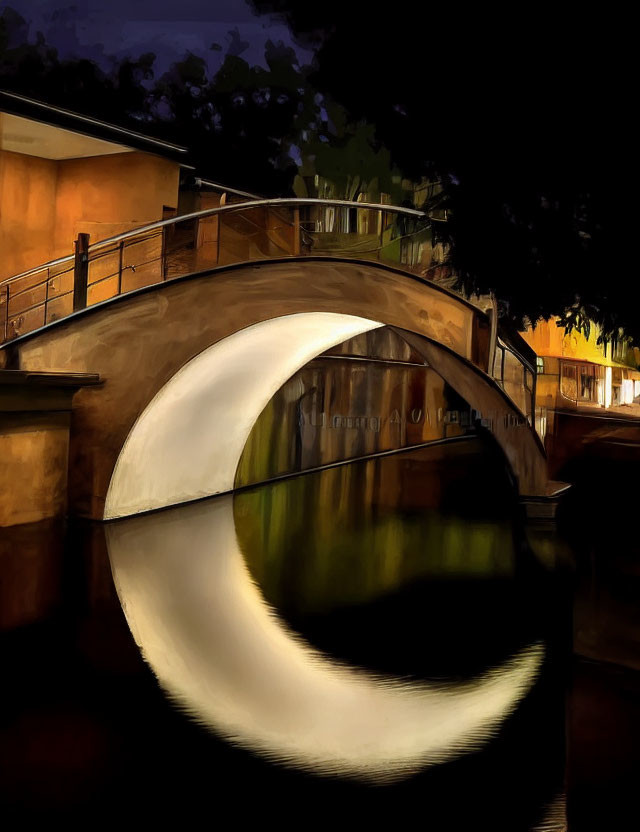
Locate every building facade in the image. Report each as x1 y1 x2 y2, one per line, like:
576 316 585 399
0 91 187 280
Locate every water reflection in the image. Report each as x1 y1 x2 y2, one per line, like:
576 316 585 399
235 440 519 621
0 518 66 631
235 329 470 488
107 442 546 784
0 437 569 826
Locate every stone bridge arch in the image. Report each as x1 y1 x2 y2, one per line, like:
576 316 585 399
1 257 547 518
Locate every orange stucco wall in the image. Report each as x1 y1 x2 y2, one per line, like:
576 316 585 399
521 316 635 368
0 149 58 279
520 317 565 358
53 151 180 253
0 413 70 527
0 148 180 281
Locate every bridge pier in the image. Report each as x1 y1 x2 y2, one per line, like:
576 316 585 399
0 258 551 520
519 481 571 523
0 370 99 527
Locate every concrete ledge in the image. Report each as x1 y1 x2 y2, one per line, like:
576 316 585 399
520 481 571 521
0 369 100 527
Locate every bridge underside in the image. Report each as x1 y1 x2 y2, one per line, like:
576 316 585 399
0 258 547 519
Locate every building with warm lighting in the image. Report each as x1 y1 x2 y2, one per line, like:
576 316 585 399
0 90 188 282
521 316 640 468
522 317 640 409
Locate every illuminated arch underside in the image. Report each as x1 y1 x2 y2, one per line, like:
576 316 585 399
105 313 383 518
105 312 543 781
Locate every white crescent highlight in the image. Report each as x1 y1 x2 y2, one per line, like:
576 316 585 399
104 309 543 782
105 313 384 519
107 496 543 782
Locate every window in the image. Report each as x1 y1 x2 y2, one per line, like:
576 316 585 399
560 362 578 401
536 356 545 373
579 364 596 400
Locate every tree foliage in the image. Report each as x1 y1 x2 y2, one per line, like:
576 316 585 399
0 6 399 201
2 4 638 345
249 2 639 346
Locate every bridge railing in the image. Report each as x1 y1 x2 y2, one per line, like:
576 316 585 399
0 198 538 428
491 337 537 429
0 199 452 344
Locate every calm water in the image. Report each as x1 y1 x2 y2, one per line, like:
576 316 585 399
0 435 570 827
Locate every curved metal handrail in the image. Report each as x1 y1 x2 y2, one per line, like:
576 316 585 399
0 192 539 437
191 177 262 200
0 198 427 288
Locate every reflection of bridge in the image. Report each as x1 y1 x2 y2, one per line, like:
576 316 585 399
0 199 551 522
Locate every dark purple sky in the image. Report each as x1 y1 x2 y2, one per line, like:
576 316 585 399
6 1 313 74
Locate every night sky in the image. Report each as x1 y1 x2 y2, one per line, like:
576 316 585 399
5 0 312 73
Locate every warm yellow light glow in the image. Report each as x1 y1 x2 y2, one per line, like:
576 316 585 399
621 379 634 405
106 497 543 782
605 366 613 408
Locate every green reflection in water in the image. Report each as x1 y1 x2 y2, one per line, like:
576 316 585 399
234 441 516 616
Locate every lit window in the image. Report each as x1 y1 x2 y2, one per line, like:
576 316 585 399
536 357 545 373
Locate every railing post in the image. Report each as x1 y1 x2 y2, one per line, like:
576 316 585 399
216 192 227 265
118 240 124 293
3 285 9 342
44 267 50 326
531 370 537 428
73 233 90 312
161 227 168 281
487 294 498 379
293 207 301 256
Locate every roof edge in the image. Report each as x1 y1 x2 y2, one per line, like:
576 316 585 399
0 89 188 159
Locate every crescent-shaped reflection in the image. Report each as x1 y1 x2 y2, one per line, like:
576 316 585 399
106 496 543 783
104 311 543 781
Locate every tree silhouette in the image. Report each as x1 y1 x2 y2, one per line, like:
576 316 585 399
248 1 639 348
2 4 637 348
1 7 399 200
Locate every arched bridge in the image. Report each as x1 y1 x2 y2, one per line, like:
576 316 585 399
0 199 548 520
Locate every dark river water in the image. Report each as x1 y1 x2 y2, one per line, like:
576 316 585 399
0 434 575 828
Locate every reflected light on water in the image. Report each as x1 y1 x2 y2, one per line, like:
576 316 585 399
107 496 543 782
